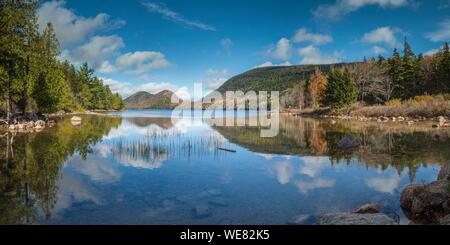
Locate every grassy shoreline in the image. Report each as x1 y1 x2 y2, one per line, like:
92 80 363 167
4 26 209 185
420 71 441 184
289 95 450 123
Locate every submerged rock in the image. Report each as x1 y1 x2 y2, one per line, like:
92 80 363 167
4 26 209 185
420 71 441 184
352 203 381 214
287 214 312 225
316 213 396 225
208 197 228 207
193 205 212 219
71 116 82 126
337 135 361 150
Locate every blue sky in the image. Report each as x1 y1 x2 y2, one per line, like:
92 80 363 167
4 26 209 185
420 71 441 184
36 0 450 99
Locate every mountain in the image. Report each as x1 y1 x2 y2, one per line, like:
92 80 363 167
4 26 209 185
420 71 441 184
216 63 350 94
124 90 181 109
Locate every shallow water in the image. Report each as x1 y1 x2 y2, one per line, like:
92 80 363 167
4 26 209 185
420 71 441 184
1 110 449 224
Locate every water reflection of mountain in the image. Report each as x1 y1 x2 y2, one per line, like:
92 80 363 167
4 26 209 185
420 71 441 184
0 115 122 224
214 116 450 180
126 117 174 129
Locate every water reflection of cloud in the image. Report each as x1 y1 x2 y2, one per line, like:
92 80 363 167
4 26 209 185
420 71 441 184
53 172 103 215
272 161 294 184
67 154 122 183
257 153 275 160
116 152 167 170
295 178 336 194
299 157 331 178
366 174 401 194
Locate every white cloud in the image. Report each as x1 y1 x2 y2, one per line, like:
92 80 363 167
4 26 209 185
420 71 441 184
142 1 216 31
221 38 233 51
100 77 134 96
367 174 401 194
38 0 124 48
298 45 343 65
64 35 124 67
427 19 450 42
115 51 171 74
267 38 292 61
372 45 388 55
100 77 183 99
255 61 292 68
361 27 400 48
424 48 440 56
202 69 229 90
295 178 336 194
293 28 333 45
98 61 117 74
313 0 411 21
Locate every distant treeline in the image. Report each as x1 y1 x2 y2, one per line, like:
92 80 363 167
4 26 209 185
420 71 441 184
0 0 125 122
284 40 450 109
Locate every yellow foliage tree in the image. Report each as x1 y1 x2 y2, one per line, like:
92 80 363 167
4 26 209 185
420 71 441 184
307 68 328 108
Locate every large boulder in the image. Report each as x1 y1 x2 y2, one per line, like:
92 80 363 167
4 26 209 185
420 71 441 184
316 213 396 225
337 135 361 150
400 181 450 224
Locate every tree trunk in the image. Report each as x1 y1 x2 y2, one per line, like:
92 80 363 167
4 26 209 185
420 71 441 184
6 87 11 123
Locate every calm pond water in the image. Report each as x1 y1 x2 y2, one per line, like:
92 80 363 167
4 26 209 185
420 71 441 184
1 110 449 225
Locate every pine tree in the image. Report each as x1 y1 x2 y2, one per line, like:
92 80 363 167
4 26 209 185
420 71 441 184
388 49 403 99
400 39 423 99
0 0 39 122
436 42 450 93
324 68 357 109
32 23 72 113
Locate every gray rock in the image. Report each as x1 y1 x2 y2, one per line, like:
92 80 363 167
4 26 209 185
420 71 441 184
438 161 450 181
316 213 396 225
440 215 450 225
352 203 381 214
337 135 361 149
400 181 450 224
438 116 446 127
34 120 45 128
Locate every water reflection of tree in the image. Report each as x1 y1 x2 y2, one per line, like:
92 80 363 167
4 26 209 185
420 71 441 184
0 115 121 224
214 116 450 180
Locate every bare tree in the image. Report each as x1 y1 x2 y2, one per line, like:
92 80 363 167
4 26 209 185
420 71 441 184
370 64 395 103
350 61 395 103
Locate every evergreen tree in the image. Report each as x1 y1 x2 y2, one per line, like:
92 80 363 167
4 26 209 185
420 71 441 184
324 68 357 109
400 39 423 99
32 23 72 113
0 0 39 121
388 49 403 99
436 42 450 93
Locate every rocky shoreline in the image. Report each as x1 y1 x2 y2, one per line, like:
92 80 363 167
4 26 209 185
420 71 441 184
289 112 450 129
0 110 114 133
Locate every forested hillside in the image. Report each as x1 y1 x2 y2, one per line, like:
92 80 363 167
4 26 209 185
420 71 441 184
216 64 349 94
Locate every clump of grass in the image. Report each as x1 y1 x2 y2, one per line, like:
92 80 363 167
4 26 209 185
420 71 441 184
349 95 450 118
